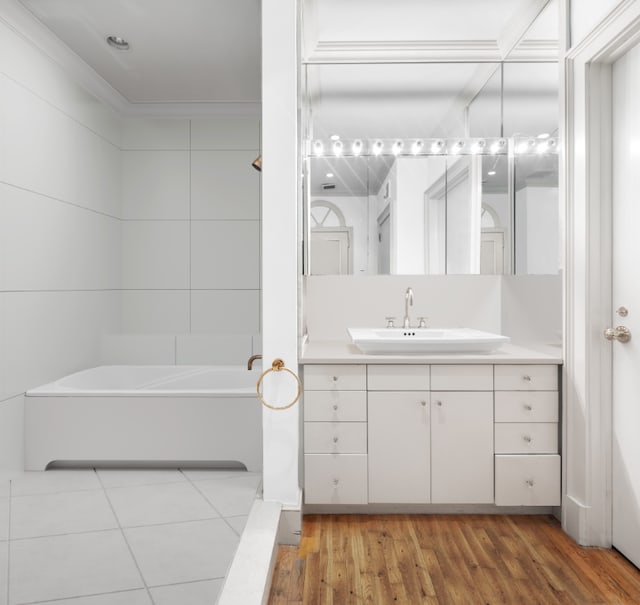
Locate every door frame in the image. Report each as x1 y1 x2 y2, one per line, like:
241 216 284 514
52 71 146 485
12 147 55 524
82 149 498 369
564 0 640 546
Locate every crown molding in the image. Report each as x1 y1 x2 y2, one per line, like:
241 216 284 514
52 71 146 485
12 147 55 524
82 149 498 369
303 40 504 63
120 101 262 118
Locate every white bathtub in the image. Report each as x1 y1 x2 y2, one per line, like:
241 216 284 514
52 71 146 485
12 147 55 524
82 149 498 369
25 365 263 471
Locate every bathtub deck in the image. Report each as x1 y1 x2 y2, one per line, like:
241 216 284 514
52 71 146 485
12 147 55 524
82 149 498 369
0 468 262 604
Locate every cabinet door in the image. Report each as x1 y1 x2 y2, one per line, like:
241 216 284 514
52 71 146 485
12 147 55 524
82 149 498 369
368 391 430 503
431 392 494 504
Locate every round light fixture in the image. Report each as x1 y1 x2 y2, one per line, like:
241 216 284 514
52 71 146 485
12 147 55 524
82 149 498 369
106 35 130 50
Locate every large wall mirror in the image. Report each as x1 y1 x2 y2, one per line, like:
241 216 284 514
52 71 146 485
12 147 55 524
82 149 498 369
302 5 559 276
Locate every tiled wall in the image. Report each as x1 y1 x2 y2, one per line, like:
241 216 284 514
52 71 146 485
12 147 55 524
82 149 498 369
120 118 261 347
0 19 122 473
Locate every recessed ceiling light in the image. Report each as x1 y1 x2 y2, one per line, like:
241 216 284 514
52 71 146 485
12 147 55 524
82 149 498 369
537 132 550 139
106 36 130 50
326 172 334 178
330 134 340 141
488 170 496 176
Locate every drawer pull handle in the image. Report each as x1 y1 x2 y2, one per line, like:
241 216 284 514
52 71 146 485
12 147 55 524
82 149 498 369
333 437 339 443
523 435 533 444
332 479 339 487
435 400 443 407
523 375 532 383
524 404 533 411
420 400 427 407
332 376 338 382
333 404 338 411
525 480 535 488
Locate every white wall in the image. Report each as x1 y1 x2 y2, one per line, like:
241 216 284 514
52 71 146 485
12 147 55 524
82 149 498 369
117 117 261 364
0 16 122 474
570 0 621 47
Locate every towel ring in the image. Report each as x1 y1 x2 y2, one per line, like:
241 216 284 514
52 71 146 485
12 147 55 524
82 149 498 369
256 358 302 411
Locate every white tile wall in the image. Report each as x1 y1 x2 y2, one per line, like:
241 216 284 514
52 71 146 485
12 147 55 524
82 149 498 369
191 220 260 289
122 222 189 289
101 335 177 365
122 151 190 219
0 184 120 292
120 291 190 334
190 117 260 150
175 334 254 365
121 118 190 150
191 291 260 334
191 150 260 220
0 396 25 471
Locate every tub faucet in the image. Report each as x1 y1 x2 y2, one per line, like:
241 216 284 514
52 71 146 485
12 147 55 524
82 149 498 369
403 287 414 329
247 354 262 370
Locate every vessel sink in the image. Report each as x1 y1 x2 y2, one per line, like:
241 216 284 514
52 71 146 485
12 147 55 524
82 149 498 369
347 327 510 354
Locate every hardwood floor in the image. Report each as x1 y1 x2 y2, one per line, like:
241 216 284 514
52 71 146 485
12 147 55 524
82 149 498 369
267 515 640 604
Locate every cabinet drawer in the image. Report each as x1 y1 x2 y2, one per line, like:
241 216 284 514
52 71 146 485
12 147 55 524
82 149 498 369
430 365 493 391
367 365 429 391
304 391 367 422
304 422 367 454
304 454 368 504
495 454 561 506
303 365 366 391
494 365 558 391
495 391 559 423
495 423 558 454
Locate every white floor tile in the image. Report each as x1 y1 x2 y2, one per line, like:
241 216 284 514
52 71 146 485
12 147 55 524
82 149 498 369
195 475 262 517
106 482 218 528
225 515 248 536
11 490 118 539
181 469 260 482
35 589 153 605
9 530 143 604
0 499 8 541
124 519 239 586
0 541 7 605
10 470 101 497
97 469 186 489
150 579 224 605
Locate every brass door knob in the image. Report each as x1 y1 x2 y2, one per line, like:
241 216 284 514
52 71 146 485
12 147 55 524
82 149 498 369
604 326 631 343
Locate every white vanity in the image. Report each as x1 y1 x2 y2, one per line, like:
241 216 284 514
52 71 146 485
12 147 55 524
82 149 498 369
300 341 562 512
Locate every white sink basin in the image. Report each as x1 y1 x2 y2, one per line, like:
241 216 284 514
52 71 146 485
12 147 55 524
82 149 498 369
348 327 510 354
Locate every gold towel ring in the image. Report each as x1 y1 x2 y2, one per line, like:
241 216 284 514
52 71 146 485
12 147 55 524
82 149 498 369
256 358 302 411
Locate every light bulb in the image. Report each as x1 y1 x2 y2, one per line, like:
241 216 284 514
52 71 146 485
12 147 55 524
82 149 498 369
490 139 506 154
411 140 424 155
471 139 486 154
352 139 363 156
372 140 383 156
313 140 324 156
392 140 403 155
451 140 464 155
332 140 343 156
430 139 445 153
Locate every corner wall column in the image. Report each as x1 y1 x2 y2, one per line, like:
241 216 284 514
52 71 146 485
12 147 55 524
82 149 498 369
261 0 301 507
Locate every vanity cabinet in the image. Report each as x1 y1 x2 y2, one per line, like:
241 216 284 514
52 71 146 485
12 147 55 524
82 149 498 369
303 365 368 504
494 365 561 506
303 361 561 508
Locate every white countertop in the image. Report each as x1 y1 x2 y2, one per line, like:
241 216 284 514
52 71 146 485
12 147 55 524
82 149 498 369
300 340 563 365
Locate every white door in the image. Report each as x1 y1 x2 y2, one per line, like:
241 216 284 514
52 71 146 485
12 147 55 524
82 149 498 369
480 230 505 274
310 230 350 275
611 43 640 569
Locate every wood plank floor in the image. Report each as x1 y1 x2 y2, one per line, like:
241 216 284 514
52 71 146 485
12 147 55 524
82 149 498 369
268 515 640 605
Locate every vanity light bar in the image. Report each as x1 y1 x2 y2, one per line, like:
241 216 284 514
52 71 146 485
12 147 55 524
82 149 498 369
306 137 558 157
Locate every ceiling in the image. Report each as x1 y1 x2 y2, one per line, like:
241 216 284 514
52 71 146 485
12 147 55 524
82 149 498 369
19 0 261 104
17 0 556 108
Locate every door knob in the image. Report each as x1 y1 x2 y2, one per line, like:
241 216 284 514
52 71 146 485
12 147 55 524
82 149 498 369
604 326 631 343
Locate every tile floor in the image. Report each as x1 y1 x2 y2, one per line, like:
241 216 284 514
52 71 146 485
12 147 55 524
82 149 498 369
0 468 262 605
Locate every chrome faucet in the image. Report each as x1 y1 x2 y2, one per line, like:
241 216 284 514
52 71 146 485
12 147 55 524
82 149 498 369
403 287 414 329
